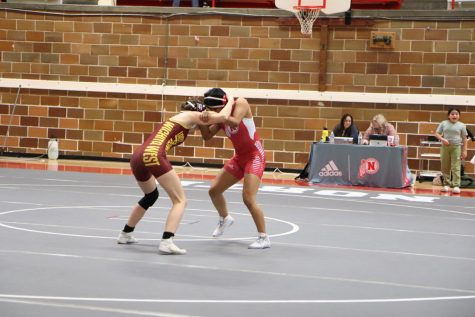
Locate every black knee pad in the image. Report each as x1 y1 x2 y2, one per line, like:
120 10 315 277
138 188 159 210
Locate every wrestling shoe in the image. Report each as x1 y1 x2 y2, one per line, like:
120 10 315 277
159 238 187 255
452 187 461 194
441 186 450 192
248 235 271 249
117 231 138 244
212 215 234 237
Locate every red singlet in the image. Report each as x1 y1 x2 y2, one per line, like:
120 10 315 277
220 116 266 179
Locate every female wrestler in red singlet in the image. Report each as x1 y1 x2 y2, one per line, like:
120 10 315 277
199 88 270 249
117 99 233 255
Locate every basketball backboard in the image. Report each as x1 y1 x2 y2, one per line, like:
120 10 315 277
275 0 351 15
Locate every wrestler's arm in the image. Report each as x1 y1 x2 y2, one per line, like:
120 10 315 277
198 123 221 141
189 112 229 126
197 97 233 125
173 96 233 132
195 95 235 140
225 97 248 128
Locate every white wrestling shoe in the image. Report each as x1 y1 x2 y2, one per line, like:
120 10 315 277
159 238 187 255
452 187 461 194
212 215 234 237
441 186 449 192
248 235 271 249
117 231 138 244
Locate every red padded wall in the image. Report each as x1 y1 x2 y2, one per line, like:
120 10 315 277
116 0 403 9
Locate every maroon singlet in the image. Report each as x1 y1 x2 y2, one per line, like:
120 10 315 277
130 120 189 182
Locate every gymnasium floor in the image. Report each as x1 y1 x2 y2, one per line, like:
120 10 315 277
0 157 474 317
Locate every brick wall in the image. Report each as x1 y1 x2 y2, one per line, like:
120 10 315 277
0 7 474 175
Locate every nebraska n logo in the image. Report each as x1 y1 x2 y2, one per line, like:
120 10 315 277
359 158 380 178
319 160 343 177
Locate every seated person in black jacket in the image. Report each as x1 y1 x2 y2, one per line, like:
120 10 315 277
332 113 359 144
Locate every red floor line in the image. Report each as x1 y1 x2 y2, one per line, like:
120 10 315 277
1 161 474 198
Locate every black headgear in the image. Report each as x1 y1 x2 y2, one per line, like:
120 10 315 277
203 88 227 108
181 100 206 112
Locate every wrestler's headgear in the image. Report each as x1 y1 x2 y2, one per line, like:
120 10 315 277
181 100 206 112
203 88 227 109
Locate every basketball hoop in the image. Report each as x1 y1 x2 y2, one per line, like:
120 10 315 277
293 6 321 35
275 0 350 35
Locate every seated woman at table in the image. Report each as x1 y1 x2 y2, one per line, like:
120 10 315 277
361 114 397 145
332 113 359 144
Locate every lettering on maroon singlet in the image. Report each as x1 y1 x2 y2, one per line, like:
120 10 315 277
143 121 184 167
165 131 185 152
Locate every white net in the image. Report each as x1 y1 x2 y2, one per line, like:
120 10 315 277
294 8 321 35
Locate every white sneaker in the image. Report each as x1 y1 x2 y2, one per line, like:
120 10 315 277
158 238 187 255
117 231 138 244
441 186 450 192
248 235 271 249
212 215 234 237
452 187 461 194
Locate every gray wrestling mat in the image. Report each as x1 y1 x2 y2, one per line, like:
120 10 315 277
0 168 474 317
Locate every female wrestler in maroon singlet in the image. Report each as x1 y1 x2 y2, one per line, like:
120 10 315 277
117 99 233 255
199 88 270 249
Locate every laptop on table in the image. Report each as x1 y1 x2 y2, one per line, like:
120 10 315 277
368 134 388 146
333 137 353 144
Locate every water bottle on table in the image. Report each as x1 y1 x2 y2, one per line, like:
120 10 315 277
48 138 59 160
321 127 329 142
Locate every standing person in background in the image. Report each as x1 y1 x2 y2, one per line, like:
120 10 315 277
435 108 468 194
332 113 359 144
117 99 233 255
199 88 270 249
173 0 199 7
361 114 397 145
